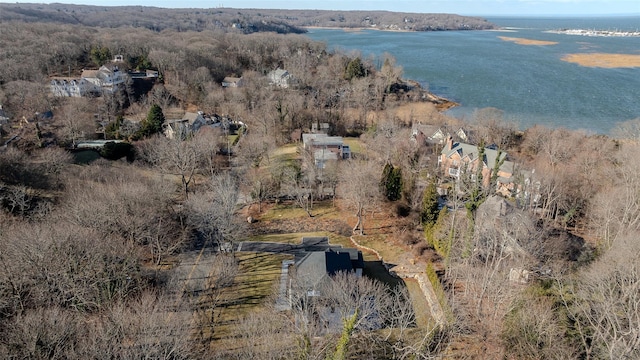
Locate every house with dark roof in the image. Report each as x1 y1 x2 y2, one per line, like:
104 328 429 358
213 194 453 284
289 240 364 300
286 242 376 333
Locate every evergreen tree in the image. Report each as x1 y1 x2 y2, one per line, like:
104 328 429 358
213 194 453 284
140 104 165 137
380 163 403 201
421 178 440 226
389 166 403 201
465 142 487 217
104 116 123 139
490 148 506 193
90 45 112 66
344 57 366 80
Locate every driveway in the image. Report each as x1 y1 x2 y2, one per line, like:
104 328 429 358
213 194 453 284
237 236 343 261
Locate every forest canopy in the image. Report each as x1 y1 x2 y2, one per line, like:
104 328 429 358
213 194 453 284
0 3 496 32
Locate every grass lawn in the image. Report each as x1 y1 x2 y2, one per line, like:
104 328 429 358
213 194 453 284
257 199 342 221
404 278 434 328
202 252 293 342
353 233 405 264
269 143 299 163
246 231 346 245
343 137 365 155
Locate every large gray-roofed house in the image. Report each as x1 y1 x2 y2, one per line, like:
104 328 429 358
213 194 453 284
291 248 364 298
294 251 352 295
440 136 519 193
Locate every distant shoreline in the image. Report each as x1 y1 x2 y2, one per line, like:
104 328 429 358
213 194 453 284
546 29 640 37
305 26 415 33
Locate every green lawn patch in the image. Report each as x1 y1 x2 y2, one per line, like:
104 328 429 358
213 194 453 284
270 143 299 163
344 138 364 155
352 233 405 264
404 278 434 328
258 200 341 221
206 252 292 341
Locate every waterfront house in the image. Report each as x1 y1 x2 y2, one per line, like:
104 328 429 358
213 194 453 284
439 136 515 191
412 123 446 145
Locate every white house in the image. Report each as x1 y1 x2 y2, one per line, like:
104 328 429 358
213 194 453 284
82 66 128 90
411 123 446 145
50 78 97 97
222 76 243 88
163 112 207 139
267 69 293 88
51 65 129 97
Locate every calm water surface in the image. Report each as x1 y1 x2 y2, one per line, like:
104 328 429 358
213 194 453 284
305 17 640 134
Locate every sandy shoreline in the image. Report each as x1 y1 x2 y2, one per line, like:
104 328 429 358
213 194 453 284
498 36 558 46
561 53 640 68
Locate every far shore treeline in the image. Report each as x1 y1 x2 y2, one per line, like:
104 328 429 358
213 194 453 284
0 3 495 32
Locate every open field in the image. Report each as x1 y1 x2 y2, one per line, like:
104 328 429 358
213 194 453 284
561 53 640 68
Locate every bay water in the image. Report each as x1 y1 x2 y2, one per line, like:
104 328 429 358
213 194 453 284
305 17 640 134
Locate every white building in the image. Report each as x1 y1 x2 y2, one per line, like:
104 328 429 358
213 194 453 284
51 65 129 97
50 78 97 97
267 69 293 88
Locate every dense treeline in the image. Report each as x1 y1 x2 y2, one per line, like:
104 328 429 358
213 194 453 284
0 14 638 359
0 3 495 33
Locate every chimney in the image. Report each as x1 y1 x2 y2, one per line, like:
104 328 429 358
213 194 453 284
446 136 454 151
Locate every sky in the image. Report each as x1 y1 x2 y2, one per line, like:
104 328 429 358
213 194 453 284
7 0 640 16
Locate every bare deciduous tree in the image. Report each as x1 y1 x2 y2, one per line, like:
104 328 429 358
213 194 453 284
185 173 246 252
138 133 209 198
569 234 640 360
338 160 382 235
